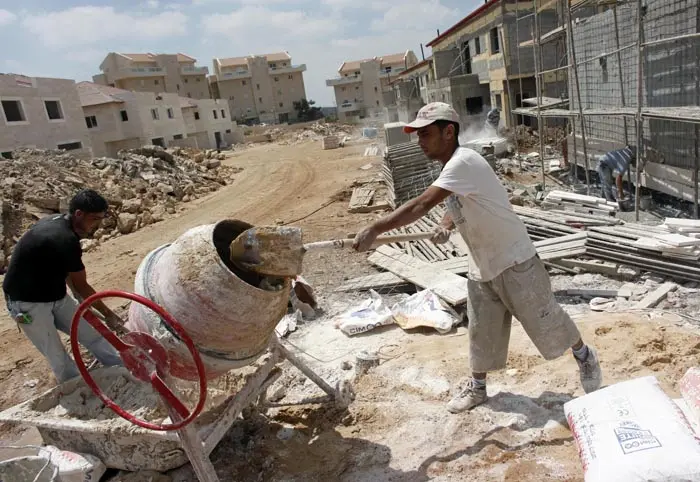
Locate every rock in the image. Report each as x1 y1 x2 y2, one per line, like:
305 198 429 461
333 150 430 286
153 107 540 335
172 185 185 201
151 205 166 222
205 160 221 170
80 238 99 252
141 210 154 226
26 196 59 211
509 195 524 206
340 361 352 371
183 195 191 202
121 198 142 214
268 386 287 402
217 153 226 160
194 153 205 163
117 212 137 234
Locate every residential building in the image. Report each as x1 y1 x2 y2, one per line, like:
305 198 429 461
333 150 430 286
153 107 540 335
327 51 419 122
209 52 307 124
77 82 238 157
386 57 434 123
0 74 92 157
93 52 211 100
425 0 554 127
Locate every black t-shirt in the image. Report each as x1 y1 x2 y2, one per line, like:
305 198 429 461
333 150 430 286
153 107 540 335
3 215 85 302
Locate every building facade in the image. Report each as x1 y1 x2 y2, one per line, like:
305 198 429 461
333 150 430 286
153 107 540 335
209 52 307 124
0 74 92 157
326 51 419 122
93 52 211 100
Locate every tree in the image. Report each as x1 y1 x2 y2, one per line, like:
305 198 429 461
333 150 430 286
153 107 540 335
293 98 323 122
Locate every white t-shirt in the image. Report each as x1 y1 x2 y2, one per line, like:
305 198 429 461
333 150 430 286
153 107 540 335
432 147 536 282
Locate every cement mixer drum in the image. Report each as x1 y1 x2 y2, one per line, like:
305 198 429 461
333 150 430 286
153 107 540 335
126 219 291 380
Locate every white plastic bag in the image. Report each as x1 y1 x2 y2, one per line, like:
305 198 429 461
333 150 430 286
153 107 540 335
391 290 458 334
335 290 394 336
564 376 700 482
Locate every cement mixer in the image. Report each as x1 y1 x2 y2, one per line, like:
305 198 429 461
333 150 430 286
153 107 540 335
126 219 291 380
0 219 354 482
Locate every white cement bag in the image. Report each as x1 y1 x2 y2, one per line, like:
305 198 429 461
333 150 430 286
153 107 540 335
391 289 459 334
335 290 394 336
564 376 700 482
40 446 106 482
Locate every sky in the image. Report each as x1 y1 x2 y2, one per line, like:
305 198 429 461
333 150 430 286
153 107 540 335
0 0 482 106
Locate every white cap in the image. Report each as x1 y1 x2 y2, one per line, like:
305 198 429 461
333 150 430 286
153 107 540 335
404 102 460 133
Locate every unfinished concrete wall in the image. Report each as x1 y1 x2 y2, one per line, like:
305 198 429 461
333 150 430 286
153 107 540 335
433 49 460 79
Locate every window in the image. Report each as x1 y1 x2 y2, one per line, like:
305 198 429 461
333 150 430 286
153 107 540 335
474 36 481 55
44 100 63 120
494 94 502 108
256 83 260 90
187 93 191 98
57 141 82 151
177 84 180 91
274 77 279 82
270 63 276 68
288 75 293 80
279 102 283 108
230 96 234 100
342 87 346 92
184 78 189 84
374 86 378 92
85 115 98 128
2 100 26 122
600 57 609 83
120 110 128 122
155 79 160 85
258 97 262 103
1 152 12 159
151 108 159 120
242 80 247 85
194 111 200 120
173 134 183 140
376 100 380 106
196 78 201 82
355 86 359 90
221 109 226 118
167 107 174 119
226 129 231 133
490 27 500 53
282 62 287 67
213 110 218 119
466 97 484 114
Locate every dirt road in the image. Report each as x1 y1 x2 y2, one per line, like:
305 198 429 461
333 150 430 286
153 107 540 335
0 139 377 431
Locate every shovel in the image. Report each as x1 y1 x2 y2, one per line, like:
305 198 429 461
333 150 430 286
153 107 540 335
229 225 435 277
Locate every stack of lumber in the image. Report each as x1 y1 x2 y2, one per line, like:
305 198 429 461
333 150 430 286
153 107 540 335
663 218 700 239
322 135 340 150
347 187 391 213
382 142 441 208
542 190 618 215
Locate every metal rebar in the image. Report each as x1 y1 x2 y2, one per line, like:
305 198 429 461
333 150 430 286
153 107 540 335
565 0 591 194
634 0 644 221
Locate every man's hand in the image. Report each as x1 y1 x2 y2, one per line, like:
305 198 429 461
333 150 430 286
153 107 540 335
353 226 380 252
431 226 452 244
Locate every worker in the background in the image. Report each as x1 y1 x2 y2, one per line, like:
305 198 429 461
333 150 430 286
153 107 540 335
596 145 636 202
3 189 123 383
353 102 602 414
485 107 500 134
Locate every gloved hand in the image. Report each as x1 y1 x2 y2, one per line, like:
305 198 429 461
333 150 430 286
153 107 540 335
431 226 452 244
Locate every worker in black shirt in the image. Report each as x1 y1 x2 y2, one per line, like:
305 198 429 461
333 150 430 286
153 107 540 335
3 189 123 383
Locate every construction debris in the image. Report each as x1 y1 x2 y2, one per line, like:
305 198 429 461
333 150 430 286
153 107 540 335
381 142 441 209
322 135 341 150
0 146 240 270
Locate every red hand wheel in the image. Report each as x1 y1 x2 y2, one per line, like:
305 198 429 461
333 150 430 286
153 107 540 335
70 290 207 431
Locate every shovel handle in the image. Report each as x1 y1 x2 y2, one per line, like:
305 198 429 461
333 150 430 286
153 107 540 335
304 232 434 251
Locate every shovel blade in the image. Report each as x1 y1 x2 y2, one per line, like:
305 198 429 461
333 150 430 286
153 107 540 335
229 225 305 277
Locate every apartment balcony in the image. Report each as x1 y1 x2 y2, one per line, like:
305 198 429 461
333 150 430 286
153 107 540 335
269 64 306 75
326 75 362 87
113 66 164 79
338 101 363 112
218 70 252 80
181 65 209 76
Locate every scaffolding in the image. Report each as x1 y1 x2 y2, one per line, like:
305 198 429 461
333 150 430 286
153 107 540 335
513 0 700 220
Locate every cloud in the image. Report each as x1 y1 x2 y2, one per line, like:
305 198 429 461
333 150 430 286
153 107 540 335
371 0 459 31
0 9 16 25
201 6 336 39
145 0 160 8
21 6 188 49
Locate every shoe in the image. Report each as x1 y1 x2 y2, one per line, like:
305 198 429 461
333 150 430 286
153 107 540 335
447 380 487 413
576 347 602 393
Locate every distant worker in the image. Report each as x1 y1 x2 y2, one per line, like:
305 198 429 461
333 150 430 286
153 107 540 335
352 102 602 413
3 189 123 383
596 145 636 202
485 107 500 134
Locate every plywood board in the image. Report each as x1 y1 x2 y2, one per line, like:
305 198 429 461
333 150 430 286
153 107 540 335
368 246 469 304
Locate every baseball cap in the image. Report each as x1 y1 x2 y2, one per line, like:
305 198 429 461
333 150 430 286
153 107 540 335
404 102 460 133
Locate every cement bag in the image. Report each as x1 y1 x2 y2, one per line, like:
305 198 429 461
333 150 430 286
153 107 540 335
38 446 105 482
680 367 700 427
335 290 393 336
0 452 58 482
391 289 458 334
564 376 700 482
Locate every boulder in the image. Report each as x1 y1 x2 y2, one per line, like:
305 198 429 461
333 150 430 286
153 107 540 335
205 160 221 170
121 198 142 214
151 205 166 222
117 212 138 234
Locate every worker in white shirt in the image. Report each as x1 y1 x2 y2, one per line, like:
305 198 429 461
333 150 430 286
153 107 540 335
353 102 602 413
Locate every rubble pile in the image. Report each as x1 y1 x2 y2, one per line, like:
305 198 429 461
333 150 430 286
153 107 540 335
274 121 354 145
0 146 241 267
515 125 567 150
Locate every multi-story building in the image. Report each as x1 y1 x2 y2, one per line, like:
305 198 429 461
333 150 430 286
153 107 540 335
209 52 307 124
92 53 211 100
326 51 419 122
0 74 92 157
385 57 434 123
77 82 238 157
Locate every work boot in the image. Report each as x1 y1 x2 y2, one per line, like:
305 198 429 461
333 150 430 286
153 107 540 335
576 347 602 393
447 380 487 414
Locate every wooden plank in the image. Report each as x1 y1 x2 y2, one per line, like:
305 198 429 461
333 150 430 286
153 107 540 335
533 232 587 248
538 247 587 261
368 246 469 304
348 188 375 213
635 282 678 309
557 259 619 276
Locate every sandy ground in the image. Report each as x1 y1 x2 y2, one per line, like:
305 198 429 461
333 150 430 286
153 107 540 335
1 136 700 481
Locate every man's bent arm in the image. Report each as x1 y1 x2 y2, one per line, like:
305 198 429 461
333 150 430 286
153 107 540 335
68 270 123 327
370 186 452 234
